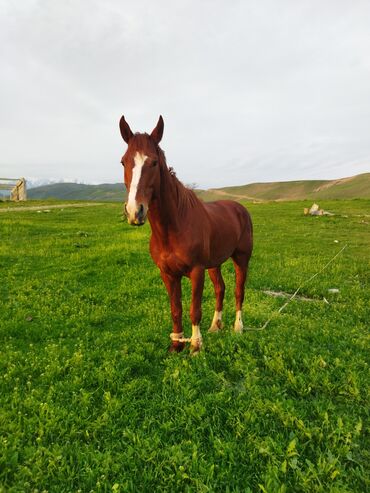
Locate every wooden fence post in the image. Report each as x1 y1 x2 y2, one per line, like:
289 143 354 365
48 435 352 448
0 178 27 201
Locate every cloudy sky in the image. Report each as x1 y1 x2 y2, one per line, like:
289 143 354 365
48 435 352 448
1 0 370 188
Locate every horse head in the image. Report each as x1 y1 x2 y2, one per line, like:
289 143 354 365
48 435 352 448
119 115 164 226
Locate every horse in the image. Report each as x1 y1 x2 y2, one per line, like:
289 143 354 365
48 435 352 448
119 115 253 353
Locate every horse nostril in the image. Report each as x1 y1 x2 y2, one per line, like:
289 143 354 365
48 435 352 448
137 204 144 220
135 204 146 224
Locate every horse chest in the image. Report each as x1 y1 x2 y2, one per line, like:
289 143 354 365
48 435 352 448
150 240 193 276
157 251 191 275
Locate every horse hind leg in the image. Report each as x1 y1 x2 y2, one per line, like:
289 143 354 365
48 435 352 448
208 267 225 333
189 267 205 354
232 252 250 333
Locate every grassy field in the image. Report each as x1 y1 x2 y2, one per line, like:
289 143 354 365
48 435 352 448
0 199 369 492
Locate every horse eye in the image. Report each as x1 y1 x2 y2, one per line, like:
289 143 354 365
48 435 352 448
152 160 158 167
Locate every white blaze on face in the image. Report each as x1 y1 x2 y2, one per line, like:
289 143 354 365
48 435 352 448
127 152 148 217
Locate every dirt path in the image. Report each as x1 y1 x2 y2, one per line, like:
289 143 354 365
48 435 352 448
0 203 105 213
208 189 261 201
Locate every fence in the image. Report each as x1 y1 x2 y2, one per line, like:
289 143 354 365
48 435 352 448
0 178 27 201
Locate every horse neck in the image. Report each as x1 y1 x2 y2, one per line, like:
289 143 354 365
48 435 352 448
148 161 193 240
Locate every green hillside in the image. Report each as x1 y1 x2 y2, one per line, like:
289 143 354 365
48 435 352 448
28 182 126 202
202 172 370 202
27 173 369 202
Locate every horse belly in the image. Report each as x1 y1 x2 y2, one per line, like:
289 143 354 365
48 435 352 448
205 202 250 266
206 235 237 268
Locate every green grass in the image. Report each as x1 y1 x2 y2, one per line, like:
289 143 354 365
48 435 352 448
0 200 97 208
0 199 369 492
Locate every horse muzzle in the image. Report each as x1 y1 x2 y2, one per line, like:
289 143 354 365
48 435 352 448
124 202 147 226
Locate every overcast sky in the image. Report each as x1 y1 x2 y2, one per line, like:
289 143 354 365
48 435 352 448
1 0 370 188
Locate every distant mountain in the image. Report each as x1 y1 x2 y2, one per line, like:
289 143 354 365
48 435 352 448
27 173 369 202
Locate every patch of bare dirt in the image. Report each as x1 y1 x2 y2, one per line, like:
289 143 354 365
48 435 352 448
263 290 319 302
314 176 353 192
207 189 262 202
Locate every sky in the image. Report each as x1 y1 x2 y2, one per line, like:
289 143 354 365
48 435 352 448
1 0 370 189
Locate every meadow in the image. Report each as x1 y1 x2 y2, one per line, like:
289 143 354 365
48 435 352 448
0 199 369 492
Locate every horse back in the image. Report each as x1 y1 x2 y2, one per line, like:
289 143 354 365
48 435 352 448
204 200 252 233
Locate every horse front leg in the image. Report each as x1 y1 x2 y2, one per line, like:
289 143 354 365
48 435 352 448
160 272 184 352
189 267 205 353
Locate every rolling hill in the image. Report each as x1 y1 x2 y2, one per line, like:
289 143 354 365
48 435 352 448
27 172 370 202
28 182 125 202
199 172 370 202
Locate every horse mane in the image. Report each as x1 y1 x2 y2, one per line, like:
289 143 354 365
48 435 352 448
157 145 200 214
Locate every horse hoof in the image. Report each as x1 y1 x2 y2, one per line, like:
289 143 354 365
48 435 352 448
208 326 219 333
234 325 243 334
169 342 185 353
208 320 223 333
190 346 201 356
190 338 203 355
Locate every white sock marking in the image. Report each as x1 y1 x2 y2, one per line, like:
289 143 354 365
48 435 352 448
234 310 243 333
191 324 202 349
209 310 223 332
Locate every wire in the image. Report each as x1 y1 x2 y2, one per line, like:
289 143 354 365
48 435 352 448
246 244 348 331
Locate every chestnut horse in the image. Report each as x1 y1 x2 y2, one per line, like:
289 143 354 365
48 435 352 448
119 115 253 353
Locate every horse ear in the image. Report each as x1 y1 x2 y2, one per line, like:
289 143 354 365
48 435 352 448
151 115 164 144
119 115 133 143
